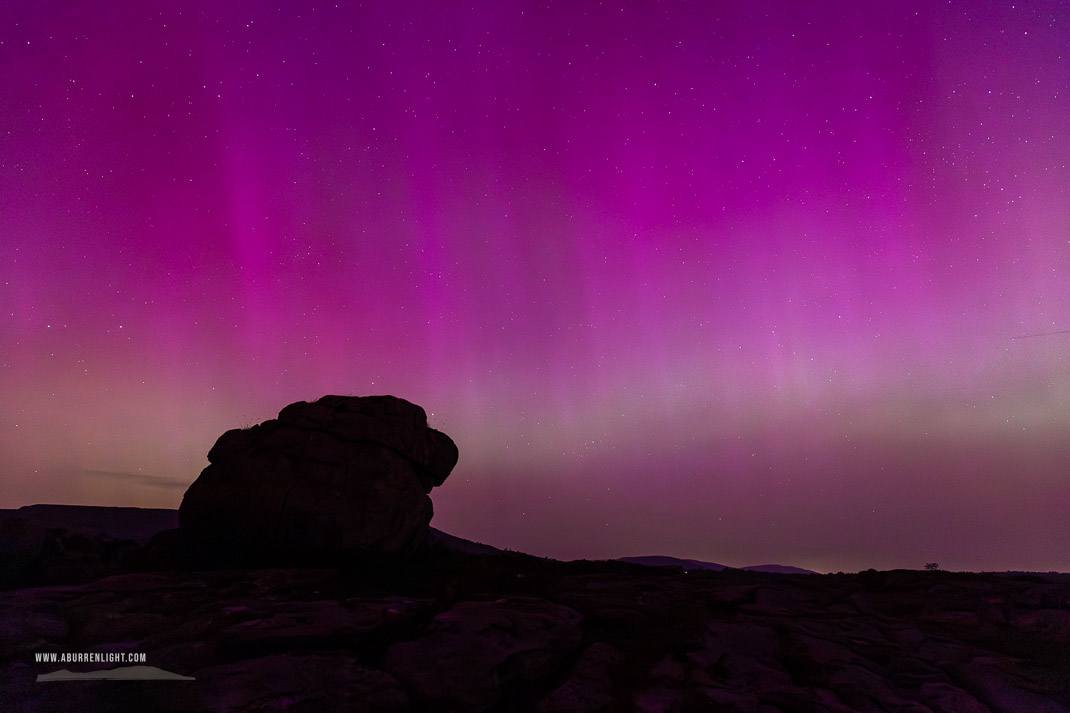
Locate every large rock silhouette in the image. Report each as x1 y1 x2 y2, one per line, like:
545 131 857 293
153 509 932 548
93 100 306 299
179 395 458 560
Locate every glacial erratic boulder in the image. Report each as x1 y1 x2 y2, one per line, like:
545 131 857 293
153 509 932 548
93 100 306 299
179 395 458 560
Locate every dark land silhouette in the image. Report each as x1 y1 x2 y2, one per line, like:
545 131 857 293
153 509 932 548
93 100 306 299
3 396 1069 712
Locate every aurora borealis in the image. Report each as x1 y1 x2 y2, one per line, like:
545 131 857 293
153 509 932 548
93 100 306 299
2 1 1069 572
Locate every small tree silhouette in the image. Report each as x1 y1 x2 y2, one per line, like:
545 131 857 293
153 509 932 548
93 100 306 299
924 562 940 571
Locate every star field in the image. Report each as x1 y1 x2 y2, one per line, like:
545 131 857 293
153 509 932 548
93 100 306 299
2 1 1069 572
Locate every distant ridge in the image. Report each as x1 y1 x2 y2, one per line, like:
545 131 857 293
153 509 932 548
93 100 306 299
620 555 727 571
744 563 818 575
1 505 818 573
427 527 503 556
0 505 503 559
620 555 817 575
0 504 178 544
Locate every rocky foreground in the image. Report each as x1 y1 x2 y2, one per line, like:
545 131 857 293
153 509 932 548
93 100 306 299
1 515 1069 713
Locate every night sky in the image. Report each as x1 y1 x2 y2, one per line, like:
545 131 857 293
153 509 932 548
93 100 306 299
3 1 1069 573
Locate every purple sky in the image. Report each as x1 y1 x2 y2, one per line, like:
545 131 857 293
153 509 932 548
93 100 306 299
3 1 1069 573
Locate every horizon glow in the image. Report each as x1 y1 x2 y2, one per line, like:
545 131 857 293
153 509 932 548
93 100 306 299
2 1 1069 572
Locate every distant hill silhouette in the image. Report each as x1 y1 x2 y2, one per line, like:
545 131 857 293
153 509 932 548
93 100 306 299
1 504 177 544
620 555 817 574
